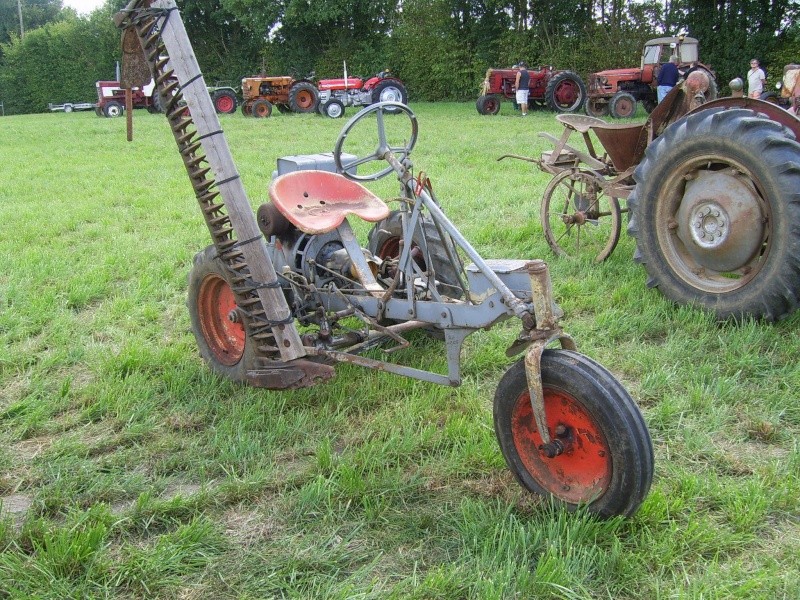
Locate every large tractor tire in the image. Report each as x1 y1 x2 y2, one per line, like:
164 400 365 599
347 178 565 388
288 82 319 113
609 91 637 119
212 89 238 114
476 94 501 115
545 71 587 113
494 350 653 518
627 107 800 321
371 80 408 107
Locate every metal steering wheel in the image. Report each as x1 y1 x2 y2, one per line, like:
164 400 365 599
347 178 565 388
333 102 418 181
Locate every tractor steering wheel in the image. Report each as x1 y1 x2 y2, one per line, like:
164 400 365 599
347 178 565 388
333 102 418 181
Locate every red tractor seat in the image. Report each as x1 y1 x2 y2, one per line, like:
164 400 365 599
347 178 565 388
268 171 390 235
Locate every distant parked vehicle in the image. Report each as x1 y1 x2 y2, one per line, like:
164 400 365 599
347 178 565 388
476 66 587 115
586 35 717 118
317 65 408 118
48 102 95 113
240 75 319 117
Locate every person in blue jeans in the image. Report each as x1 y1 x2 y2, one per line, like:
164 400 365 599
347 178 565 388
657 55 680 102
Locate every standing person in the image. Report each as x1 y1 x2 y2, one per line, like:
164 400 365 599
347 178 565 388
748 59 766 98
657 55 680 103
515 62 530 116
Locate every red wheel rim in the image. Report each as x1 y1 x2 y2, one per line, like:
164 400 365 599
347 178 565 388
197 274 245 366
555 81 578 105
511 386 611 504
296 91 314 109
216 95 235 113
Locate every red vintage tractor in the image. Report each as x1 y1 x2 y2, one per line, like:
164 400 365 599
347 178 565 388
477 66 587 115
586 35 717 118
317 67 408 118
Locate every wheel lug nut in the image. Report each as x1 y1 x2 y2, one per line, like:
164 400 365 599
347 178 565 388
228 310 239 323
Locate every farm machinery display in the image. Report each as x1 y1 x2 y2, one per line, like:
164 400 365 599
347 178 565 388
477 66 587 114
113 0 654 518
586 35 717 118
316 67 408 118
96 78 238 116
240 75 319 117
504 71 800 322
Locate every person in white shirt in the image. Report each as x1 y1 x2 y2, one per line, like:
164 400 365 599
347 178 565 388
747 59 766 98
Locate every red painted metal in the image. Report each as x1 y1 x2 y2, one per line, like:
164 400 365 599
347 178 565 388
510 386 611 504
197 273 245 366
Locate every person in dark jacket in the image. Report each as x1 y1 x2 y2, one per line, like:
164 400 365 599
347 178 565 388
657 55 680 103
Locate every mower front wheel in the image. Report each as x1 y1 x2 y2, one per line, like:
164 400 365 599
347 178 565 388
494 350 653 518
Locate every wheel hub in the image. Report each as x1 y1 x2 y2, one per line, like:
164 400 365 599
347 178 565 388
676 168 766 272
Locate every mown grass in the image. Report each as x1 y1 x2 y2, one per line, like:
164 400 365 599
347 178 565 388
1 102 799 598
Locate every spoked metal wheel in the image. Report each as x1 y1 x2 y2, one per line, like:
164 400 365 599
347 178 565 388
494 350 653 517
540 169 621 263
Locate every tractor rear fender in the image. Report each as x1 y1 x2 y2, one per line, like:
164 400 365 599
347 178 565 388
688 97 800 139
363 76 402 92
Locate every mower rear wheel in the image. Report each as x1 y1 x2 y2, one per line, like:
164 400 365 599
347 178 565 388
251 99 273 118
541 169 622 263
187 246 257 382
609 91 637 119
476 94 501 115
288 82 319 113
494 350 653 517
367 210 463 298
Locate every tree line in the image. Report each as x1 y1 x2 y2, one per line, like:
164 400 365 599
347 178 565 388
1 0 798 115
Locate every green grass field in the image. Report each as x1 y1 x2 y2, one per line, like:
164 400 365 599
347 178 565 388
1 103 799 598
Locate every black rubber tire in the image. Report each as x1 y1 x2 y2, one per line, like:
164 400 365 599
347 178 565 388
103 101 123 118
187 246 258 383
371 80 408 110
494 350 653 518
288 81 319 113
545 71 587 113
150 90 166 114
759 91 780 105
628 107 800 321
585 97 610 117
367 210 463 297
241 101 253 117
322 99 345 119
642 97 657 113
609 91 637 119
212 89 238 114
476 94 501 115
276 103 292 114
251 99 273 118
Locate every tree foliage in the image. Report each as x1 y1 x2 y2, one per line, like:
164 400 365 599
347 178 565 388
0 0 799 114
